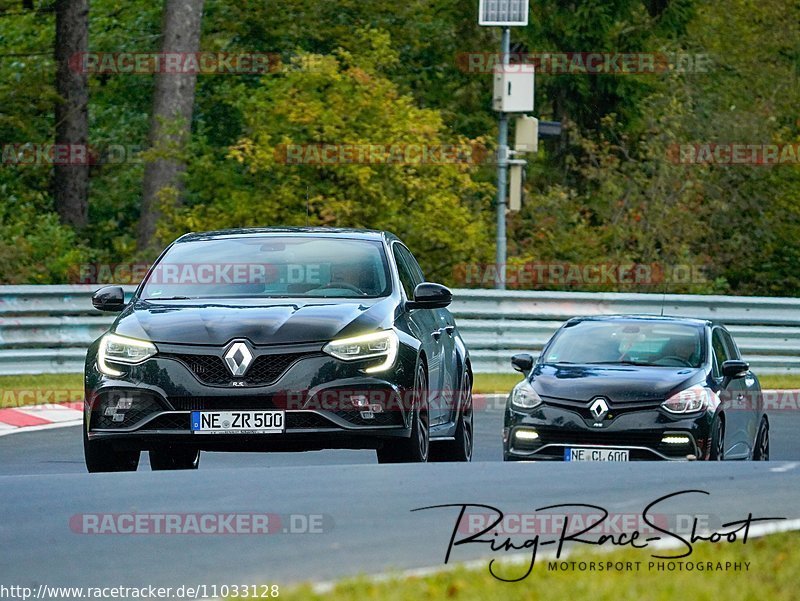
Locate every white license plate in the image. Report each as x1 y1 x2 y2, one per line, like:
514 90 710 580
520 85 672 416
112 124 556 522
565 447 629 462
191 411 285 434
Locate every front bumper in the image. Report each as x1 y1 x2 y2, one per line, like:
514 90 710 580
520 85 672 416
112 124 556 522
85 341 417 452
503 402 713 461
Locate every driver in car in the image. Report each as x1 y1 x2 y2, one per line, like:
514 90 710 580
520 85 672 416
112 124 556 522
661 336 698 365
327 262 370 294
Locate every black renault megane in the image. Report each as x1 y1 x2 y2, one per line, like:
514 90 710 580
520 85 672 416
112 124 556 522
84 228 473 471
503 315 770 461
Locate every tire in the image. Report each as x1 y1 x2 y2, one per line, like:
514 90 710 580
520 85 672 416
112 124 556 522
753 418 770 461
83 425 139 473
376 363 429 464
430 372 473 462
709 417 725 460
149 447 201 470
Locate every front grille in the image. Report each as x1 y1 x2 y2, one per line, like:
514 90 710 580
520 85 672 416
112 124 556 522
543 397 663 421
538 429 664 449
173 355 230 384
92 391 165 429
333 409 404 427
247 353 318 385
143 413 190 430
164 351 320 386
170 396 279 411
285 412 335 429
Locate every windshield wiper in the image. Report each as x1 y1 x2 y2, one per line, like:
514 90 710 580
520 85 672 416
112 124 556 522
144 296 194 301
586 360 656 366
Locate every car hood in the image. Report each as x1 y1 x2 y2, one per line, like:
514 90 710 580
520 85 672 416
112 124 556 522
531 363 705 403
112 297 396 346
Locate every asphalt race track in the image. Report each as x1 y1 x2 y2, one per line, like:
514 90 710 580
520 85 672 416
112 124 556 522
1 399 799 590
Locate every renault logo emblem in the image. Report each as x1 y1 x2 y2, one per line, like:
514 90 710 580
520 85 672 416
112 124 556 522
589 397 609 421
224 341 253 377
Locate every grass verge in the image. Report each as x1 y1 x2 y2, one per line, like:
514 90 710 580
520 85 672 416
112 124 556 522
0 374 83 408
282 531 797 601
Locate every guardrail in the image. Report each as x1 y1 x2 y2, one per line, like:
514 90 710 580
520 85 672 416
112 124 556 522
1 286 800 375
449 290 800 374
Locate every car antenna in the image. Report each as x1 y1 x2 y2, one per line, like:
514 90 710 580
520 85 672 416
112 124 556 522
306 186 310 226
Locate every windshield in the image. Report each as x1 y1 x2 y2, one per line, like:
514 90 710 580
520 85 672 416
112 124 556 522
139 236 391 300
542 320 706 368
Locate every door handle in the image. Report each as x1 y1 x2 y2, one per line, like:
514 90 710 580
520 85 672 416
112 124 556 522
432 329 442 340
444 325 455 336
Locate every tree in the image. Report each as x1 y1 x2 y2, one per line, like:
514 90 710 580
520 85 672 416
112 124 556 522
160 31 494 283
137 0 204 253
54 0 89 228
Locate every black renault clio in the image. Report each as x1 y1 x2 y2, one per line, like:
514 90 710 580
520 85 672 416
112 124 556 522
503 315 770 462
84 228 473 471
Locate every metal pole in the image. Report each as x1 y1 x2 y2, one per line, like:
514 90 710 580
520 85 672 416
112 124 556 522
494 27 510 290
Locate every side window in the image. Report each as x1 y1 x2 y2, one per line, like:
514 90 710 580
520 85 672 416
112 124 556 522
392 245 416 299
711 329 731 378
399 246 426 284
393 244 424 298
721 330 740 360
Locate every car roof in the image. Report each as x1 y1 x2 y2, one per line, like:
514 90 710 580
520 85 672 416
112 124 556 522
564 314 717 328
175 227 398 244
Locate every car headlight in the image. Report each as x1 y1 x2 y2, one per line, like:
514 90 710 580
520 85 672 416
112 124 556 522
511 379 543 409
323 330 399 374
98 333 158 376
662 385 716 414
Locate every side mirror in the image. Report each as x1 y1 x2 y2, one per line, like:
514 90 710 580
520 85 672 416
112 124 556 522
721 359 749 379
511 353 534 374
407 283 452 310
92 286 126 312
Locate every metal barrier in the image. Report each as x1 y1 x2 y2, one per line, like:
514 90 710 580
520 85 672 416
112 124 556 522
1 286 799 375
449 290 800 374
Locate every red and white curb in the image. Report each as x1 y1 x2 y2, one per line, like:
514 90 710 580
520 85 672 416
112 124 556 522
0 401 83 437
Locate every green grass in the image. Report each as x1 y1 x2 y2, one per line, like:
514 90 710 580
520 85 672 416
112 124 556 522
756 375 800 390
281 531 798 601
0 374 83 408
1 373 799 408
473 373 522 394
474 373 800 394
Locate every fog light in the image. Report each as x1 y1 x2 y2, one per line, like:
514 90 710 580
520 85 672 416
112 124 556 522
515 429 539 441
662 435 691 444
116 397 133 410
